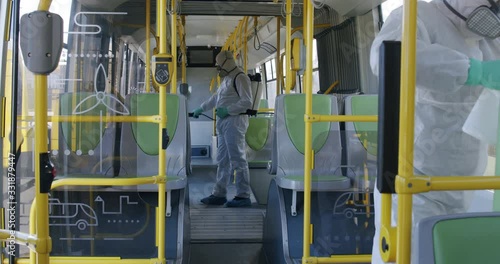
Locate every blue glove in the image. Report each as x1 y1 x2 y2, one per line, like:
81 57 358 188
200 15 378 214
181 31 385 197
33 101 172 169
193 107 203 118
216 107 229 119
466 59 500 90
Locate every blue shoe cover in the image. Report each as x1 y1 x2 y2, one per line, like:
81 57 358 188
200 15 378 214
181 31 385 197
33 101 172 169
201 195 227 205
225 197 251 207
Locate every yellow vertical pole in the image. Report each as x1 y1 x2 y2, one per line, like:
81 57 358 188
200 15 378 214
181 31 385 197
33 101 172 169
244 17 249 73
37 0 52 11
234 23 238 53
234 21 242 54
34 75 51 264
302 0 313 262
181 16 187 84
4 0 12 42
238 20 243 55
145 0 151 93
396 0 418 263
29 201 36 264
381 192 393 262
35 4 53 264
276 17 281 96
171 1 178 94
21 66 29 152
157 0 161 48
90 188 95 255
3 50 12 161
50 89 59 153
158 0 168 262
285 0 292 94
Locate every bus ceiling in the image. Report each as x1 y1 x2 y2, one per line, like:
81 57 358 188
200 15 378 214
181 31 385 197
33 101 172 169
77 0 387 17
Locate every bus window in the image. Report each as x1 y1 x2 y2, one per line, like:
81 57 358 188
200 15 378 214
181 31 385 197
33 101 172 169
312 39 320 94
264 58 277 108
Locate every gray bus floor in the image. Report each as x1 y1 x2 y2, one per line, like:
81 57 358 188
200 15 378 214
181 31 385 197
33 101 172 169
187 168 268 264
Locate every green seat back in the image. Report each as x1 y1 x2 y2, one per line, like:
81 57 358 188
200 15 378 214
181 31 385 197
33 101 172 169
246 117 270 151
259 99 269 109
60 93 107 153
130 94 179 155
350 96 378 156
284 95 331 154
433 217 500 263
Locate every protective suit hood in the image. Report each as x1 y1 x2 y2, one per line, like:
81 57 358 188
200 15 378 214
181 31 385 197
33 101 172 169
215 50 237 78
436 0 495 39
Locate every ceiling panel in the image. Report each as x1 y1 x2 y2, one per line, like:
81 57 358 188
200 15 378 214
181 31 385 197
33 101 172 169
184 16 243 47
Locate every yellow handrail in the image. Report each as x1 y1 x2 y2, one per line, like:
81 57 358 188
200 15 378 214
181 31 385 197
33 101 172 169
180 16 187 84
395 0 418 263
157 0 168 262
280 52 296 93
401 176 500 193
315 255 372 263
285 0 292 94
27 5 55 264
52 177 164 189
171 0 178 94
302 0 313 262
34 76 51 264
323 81 339 95
0 230 37 251
276 17 281 95
258 108 275 113
307 114 377 123
18 115 161 123
244 17 249 73
37 0 52 11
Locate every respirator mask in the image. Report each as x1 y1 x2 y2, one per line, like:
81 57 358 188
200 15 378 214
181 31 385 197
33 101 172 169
444 0 500 38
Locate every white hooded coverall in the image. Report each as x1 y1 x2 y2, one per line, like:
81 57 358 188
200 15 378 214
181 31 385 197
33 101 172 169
370 0 500 263
200 52 253 199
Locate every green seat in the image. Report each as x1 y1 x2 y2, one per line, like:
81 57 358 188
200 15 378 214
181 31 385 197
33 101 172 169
345 95 378 190
130 94 179 155
416 213 500 264
60 92 107 153
259 99 269 109
246 117 270 151
56 92 118 178
120 93 188 191
284 95 330 154
272 94 350 191
349 95 378 156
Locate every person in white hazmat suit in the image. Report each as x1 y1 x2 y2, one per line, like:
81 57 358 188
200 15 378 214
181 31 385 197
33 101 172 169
192 50 253 207
370 0 500 263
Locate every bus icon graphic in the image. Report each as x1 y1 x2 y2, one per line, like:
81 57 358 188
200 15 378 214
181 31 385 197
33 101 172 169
49 198 98 231
333 192 374 219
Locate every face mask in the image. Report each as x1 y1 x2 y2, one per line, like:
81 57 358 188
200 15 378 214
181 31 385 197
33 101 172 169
444 0 500 39
216 58 228 77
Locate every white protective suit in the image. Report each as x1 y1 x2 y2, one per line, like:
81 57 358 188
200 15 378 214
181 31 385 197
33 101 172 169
200 51 253 199
370 0 500 263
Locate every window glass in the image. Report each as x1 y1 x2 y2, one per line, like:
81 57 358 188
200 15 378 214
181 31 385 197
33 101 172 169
312 71 320 94
313 39 318 69
265 60 273 81
270 58 276 80
266 80 277 108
